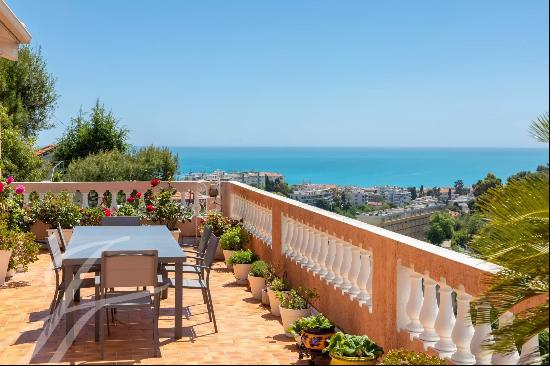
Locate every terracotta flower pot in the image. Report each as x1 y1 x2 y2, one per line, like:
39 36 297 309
223 250 236 270
233 263 252 285
0 249 12 286
261 288 270 305
280 307 311 338
247 275 266 300
30 220 51 242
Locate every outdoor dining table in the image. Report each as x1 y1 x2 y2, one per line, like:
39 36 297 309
62 225 186 343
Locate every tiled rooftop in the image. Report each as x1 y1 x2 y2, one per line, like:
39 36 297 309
0 249 310 365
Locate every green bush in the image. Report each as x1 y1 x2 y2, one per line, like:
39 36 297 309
0 218 40 271
29 192 82 228
268 277 289 291
249 260 268 277
276 288 317 310
324 332 383 359
288 314 333 336
146 188 186 230
228 249 256 265
380 349 445 365
79 207 104 226
115 203 140 217
220 226 249 250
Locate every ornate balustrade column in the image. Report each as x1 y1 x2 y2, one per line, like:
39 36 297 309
339 242 353 292
347 247 362 298
306 229 320 271
293 224 304 263
316 233 329 277
300 227 312 267
491 312 520 365
419 275 440 342
331 240 344 287
323 236 337 283
470 303 493 364
406 269 424 334
434 279 456 353
81 191 89 208
356 251 372 307
451 287 476 364
519 334 542 365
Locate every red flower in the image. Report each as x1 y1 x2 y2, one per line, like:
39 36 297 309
6 176 14 184
199 218 205 224
135 192 142 198
0 182 3 193
146 204 155 212
15 185 25 195
103 209 112 217
127 196 135 203
150 178 161 187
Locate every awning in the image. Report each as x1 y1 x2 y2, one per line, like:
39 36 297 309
0 0 31 61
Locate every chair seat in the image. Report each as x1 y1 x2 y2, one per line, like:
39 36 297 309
162 264 200 274
165 277 207 289
101 291 153 308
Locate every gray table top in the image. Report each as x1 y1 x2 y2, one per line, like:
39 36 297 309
63 226 186 266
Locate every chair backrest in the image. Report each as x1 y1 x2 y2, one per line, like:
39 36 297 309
56 223 67 252
100 250 158 289
101 216 141 226
202 235 219 269
197 224 212 254
46 234 63 270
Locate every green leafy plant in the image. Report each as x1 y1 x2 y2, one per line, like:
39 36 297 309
276 288 318 310
29 192 82 228
146 188 187 230
324 332 383 360
288 314 334 336
79 207 104 226
0 218 40 271
249 260 268 277
0 182 31 232
268 277 289 292
228 249 256 265
220 225 249 251
115 202 139 217
380 349 445 365
201 211 229 237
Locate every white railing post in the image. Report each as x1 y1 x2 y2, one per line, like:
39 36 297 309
339 242 353 292
324 236 337 283
347 247 362 298
396 261 411 331
331 240 344 288
356 250 372 307
434 279 457 353
451 287 476 365
406 269 424 334
315 233 328 276
470 303 493 364
419 275 440 342
491 312 520 365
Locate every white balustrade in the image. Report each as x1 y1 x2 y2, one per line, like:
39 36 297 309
339 242 353 292
470 303 493 364
491 312 520 365
324 236 337 283
331 240 344 287
519 334 541 365
434 279 457 353
347 247 362 298
396 262 411 331
419 275 440 342
305 229 319 270
451 287 476 364
316 233 329 277
406 269 424 334
294 223 305 263
289 222 301 261
356 250 372 307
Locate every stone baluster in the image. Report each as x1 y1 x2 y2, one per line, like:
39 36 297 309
356 251 372 306
396 261 411 331
491 312 520 365
470 303 493 364
266 209 272 245
281 215 288 254
109 191 118 211
251 204 259 236
306 229 320 270
293 223 305 263
519 334 542 365
419 275 440 342
256 206 264 239
339 242 353 292
434 279 457 353
451 287 476 365
347 247 362 298
331 240 344 287
321 235 336 283
316 233 329 277
301 227 314 267
406 269 424 334
289 222 301 261
81 191 89 208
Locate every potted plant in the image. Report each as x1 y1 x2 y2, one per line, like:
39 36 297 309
0 218 40 284
289 313 335 350
276 288 318 338
200 211 229 259
267 277 289 317
228 249 256 285
380 349 445 365
144 186 188 242
248 260 268 300
79 207 105 226
29 192 82 241
324 332 383 365
219 225 249 269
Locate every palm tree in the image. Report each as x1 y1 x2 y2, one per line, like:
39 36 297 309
471 113 549 361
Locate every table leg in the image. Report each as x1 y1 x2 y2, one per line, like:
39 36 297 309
64 265 75 343
175 261 182 339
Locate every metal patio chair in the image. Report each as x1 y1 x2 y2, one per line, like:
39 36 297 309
100 216 141 226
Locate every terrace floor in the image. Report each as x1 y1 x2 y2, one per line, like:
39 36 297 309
0 244 311 365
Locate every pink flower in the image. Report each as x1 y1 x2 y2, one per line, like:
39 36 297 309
127 196 135 203
0 182 4 193
146 204 155 212
150 178 161 187
15 185 25 195
6 176 14 184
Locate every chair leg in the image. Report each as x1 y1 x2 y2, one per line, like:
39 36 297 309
201 289 208 306
106 309 111 336
153 307 159 357
99 307 105 360
205 288 217 333
49 288 59 315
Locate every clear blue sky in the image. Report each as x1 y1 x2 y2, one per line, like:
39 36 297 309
9 0 550 148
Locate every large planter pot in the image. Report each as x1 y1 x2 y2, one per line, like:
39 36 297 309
223 250 236 269
0 250 12 286
247 275 266 300
30 220 51 242
233 263 252 285
177 217 199 237
280 307 311 338
267 288 287 317
170 228 181 243
261 288 270 306
329 353 378 365
301 327 335 351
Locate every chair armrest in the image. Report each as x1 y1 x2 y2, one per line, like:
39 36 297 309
182 264 210 270
95 275 100 287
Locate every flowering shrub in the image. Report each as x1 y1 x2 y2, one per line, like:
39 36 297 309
380 349 445 365
29 192 82 228
0 218 40 271
80 207 104 226
150 178 160 187
0 178 30 232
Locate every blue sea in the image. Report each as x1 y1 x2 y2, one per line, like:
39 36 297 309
170 147 549 187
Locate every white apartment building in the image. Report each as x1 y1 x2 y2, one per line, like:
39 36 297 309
378 186 412 207
290 185 334 206
182 170 284 187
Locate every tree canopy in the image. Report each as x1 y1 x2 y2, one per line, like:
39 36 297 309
472 172 502 198
54 99 129 165
426 211 455 245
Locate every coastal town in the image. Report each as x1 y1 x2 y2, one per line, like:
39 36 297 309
182 169 475 242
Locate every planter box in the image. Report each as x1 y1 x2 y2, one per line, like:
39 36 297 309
177 217 199 237
0 249 12 286
30 220 52 242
